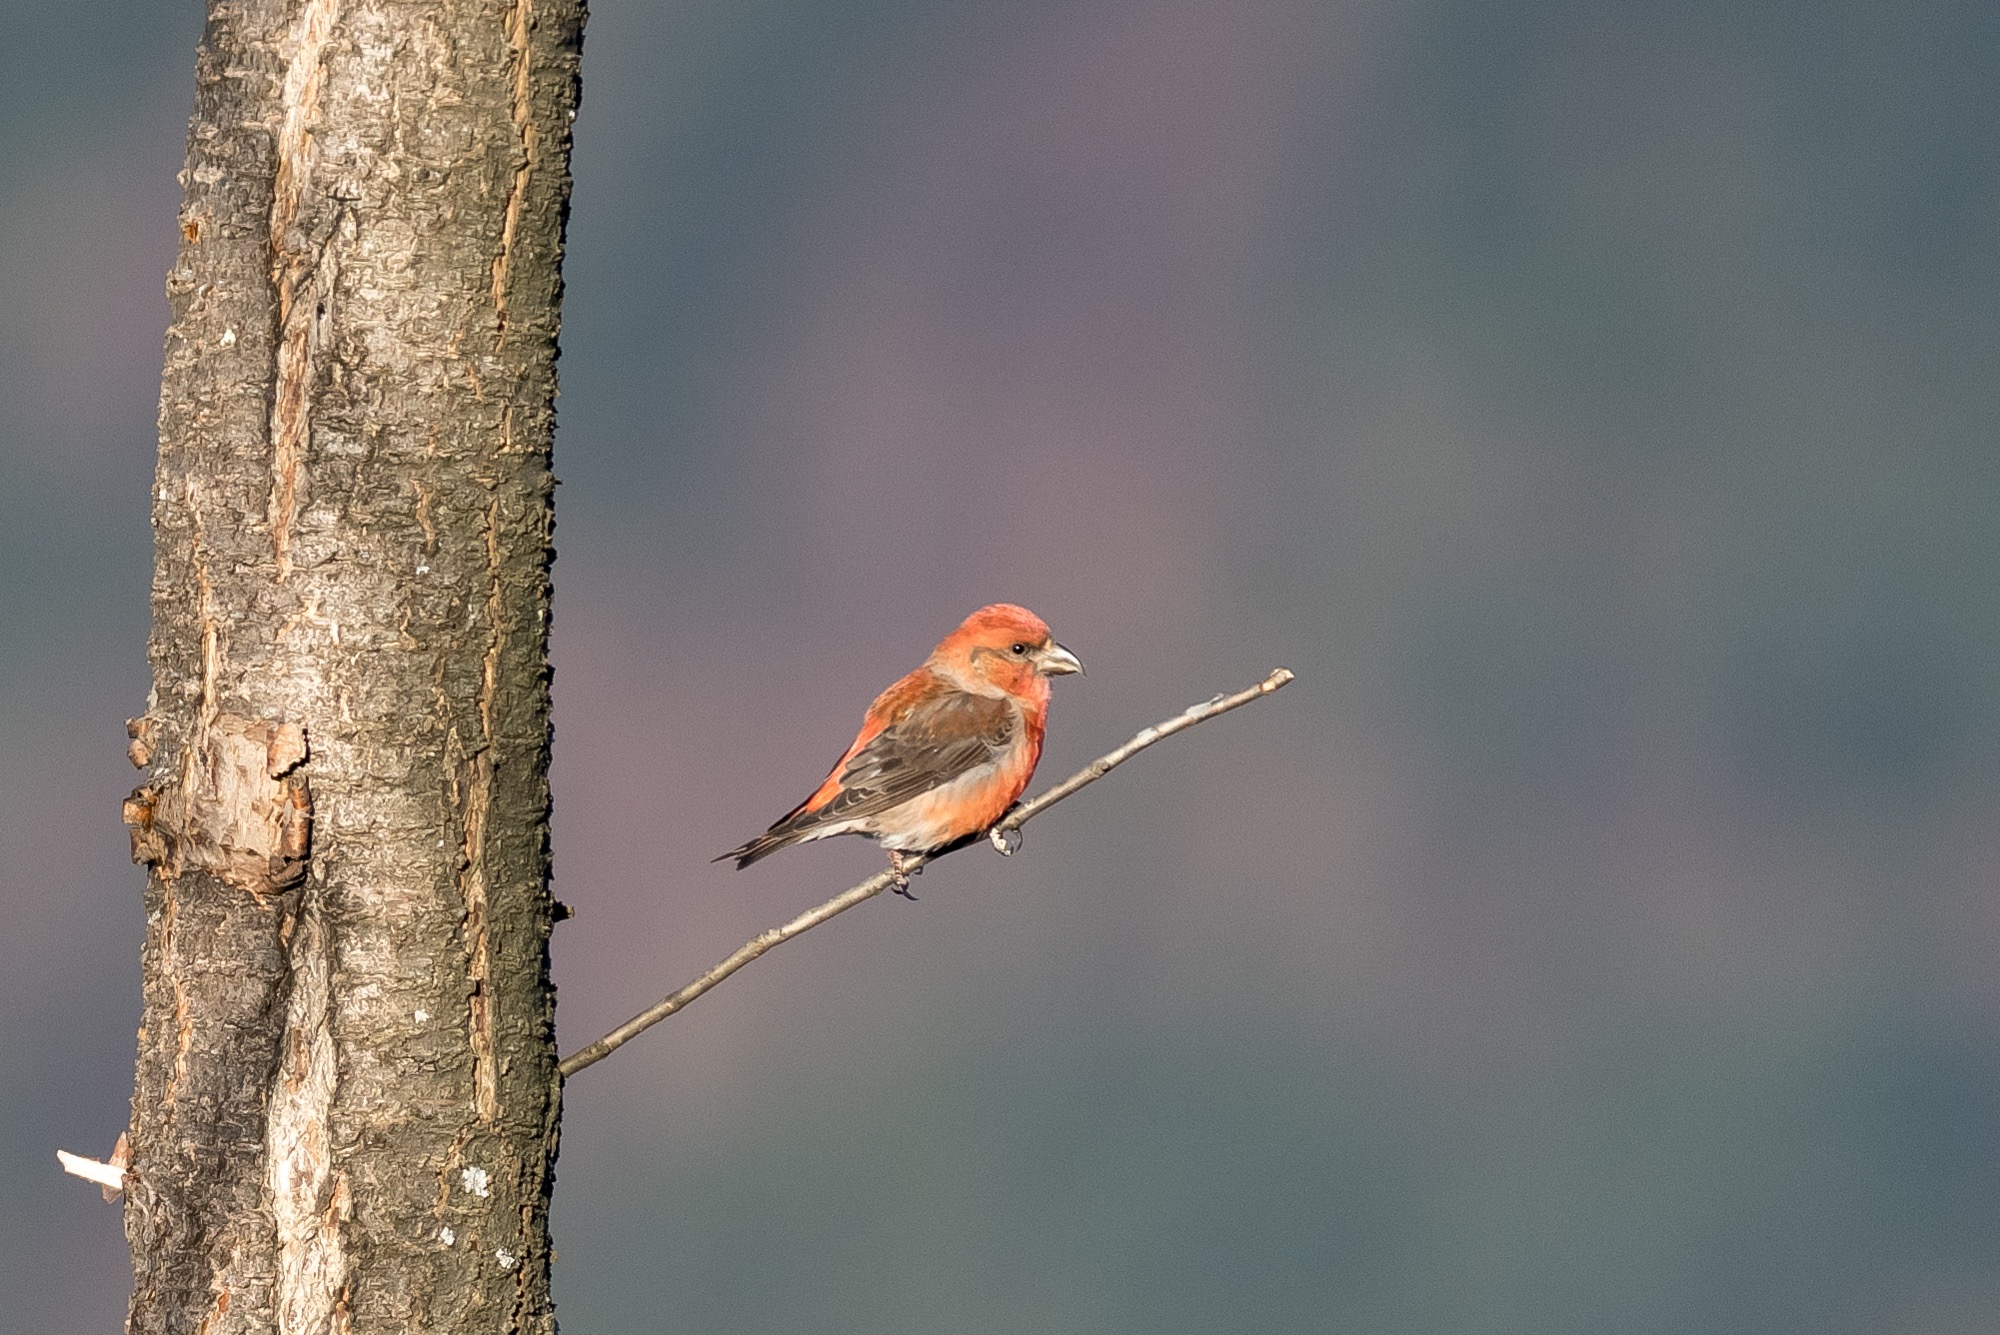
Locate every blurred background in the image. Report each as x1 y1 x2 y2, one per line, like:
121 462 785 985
12 0 2000 1330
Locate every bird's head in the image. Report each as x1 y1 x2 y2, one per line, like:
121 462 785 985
931 603 1083 698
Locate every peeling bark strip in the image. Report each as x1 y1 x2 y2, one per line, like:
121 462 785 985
127 3 582 1332
491 0 536 336
266 0 341 579
266 894 347 1335
455 740 500 1125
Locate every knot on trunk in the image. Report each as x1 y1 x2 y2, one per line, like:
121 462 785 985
125 714 313 895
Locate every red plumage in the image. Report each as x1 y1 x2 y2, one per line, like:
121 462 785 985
720 604 1082 873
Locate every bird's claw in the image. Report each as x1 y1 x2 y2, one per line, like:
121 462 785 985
988 825 1022 856
888 852 920 900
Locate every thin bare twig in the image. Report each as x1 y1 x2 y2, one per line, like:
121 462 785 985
557 666 1295 1078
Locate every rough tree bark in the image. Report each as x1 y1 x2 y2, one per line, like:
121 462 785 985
120 3 584 1331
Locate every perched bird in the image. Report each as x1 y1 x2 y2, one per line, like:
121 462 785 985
719 604 1083 892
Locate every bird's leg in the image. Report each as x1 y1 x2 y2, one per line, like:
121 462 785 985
987 802 1025 856
888 850 920 900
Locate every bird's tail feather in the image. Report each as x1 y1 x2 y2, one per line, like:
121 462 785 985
715 828 801 870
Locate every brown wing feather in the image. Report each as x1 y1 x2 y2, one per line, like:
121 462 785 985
720 689 1016 867
811 690 1016 825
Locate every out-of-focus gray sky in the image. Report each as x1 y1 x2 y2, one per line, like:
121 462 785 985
13 1 2000 1330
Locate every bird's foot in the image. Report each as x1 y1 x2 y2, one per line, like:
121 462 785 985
987 825 1022 856
888 851 921 900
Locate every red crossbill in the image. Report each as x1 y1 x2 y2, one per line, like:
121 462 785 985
720 604 1082 891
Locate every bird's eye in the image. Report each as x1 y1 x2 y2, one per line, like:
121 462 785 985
1010 642 1029 655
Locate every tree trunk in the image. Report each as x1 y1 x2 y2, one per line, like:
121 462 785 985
120 3 583 1331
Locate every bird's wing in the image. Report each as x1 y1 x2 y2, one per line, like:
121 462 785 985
793 685 1018 831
